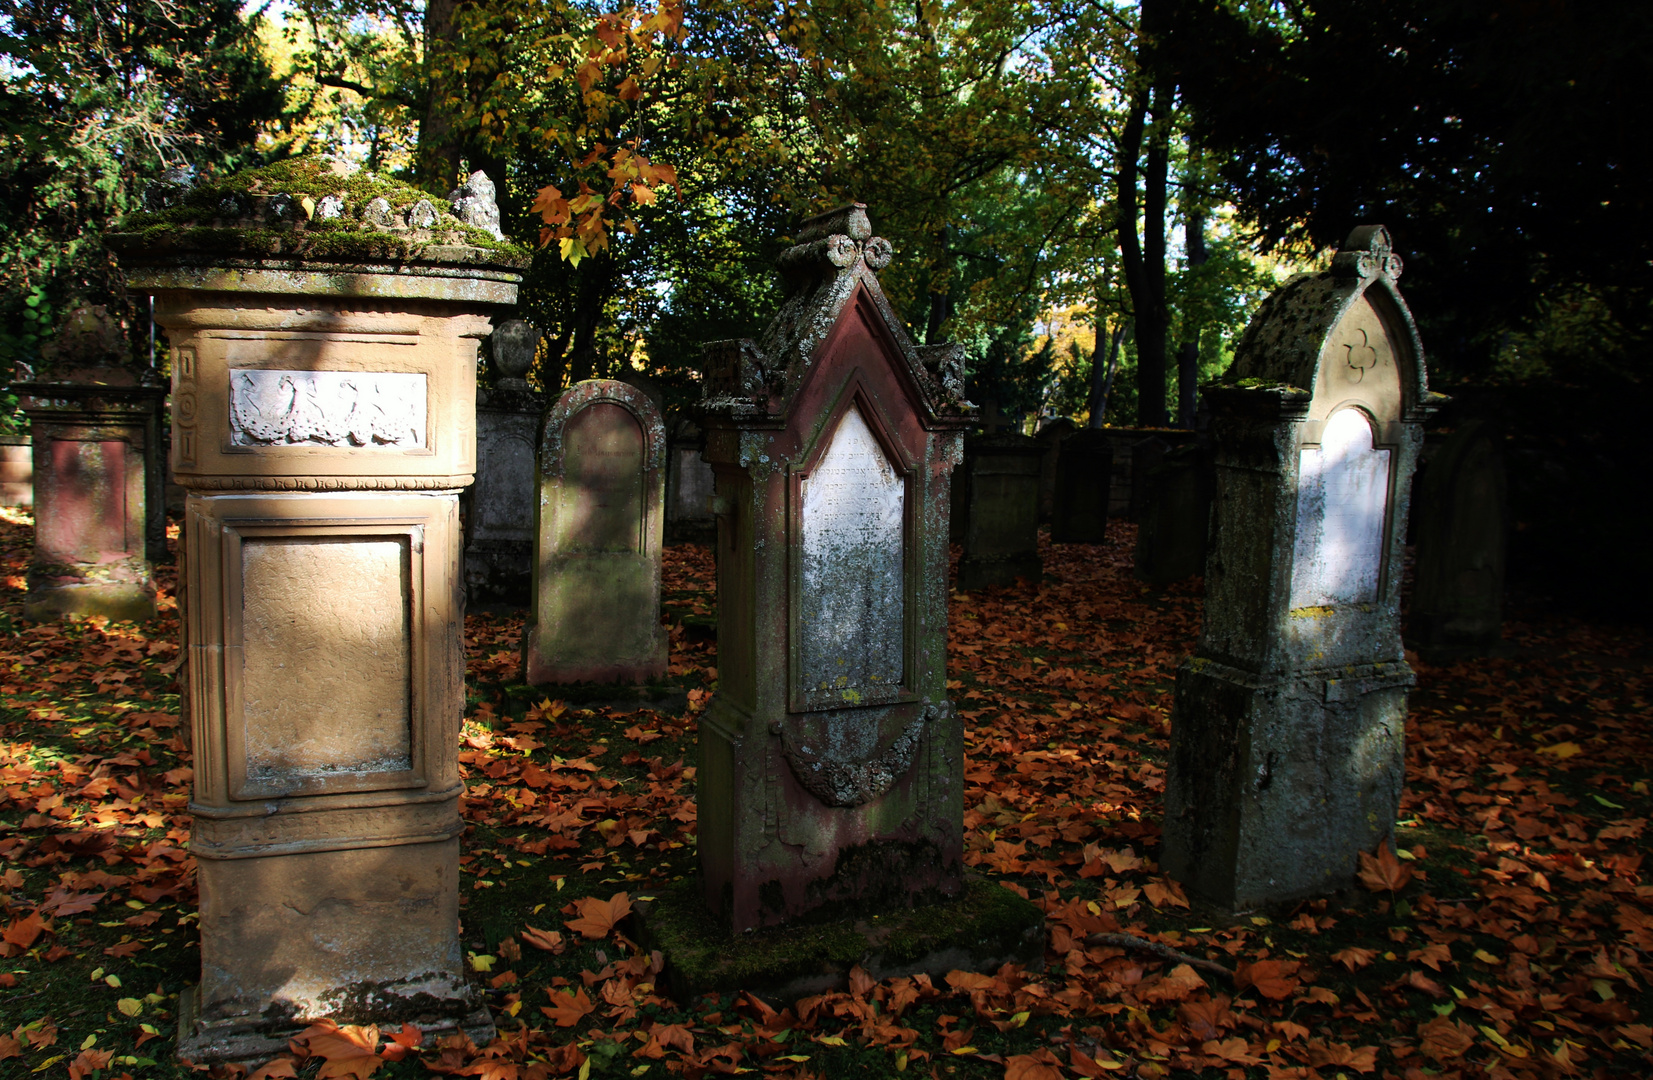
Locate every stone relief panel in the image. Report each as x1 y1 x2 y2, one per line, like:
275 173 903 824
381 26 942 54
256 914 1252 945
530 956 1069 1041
229 369 427 448
240 536 413 790
798 405 905 708
1291 407 1391 609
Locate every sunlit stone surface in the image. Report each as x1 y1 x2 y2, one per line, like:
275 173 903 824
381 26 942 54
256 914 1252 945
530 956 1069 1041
1290 408 1391 609
800 405 905 706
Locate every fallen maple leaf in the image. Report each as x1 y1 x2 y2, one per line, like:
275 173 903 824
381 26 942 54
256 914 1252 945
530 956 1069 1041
1331 946 1377 972
1357 839 1415 893
1234 959 1299 1001
1306 1041 1378 1073
1 912 46 954
541 986 595 1027
564 892 632 939
520 926 566 953
247 1056 300 1080
67 1047 114 1080
1418 1016 1476 1060
1069 1045 1125 1075
1143 878 1190 909
293 1020 384 1079
1004 1048 1065 1079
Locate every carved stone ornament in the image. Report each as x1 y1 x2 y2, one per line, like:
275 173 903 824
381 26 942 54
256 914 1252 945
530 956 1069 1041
229 369 427 448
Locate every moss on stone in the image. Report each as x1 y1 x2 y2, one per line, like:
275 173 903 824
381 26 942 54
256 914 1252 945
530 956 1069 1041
634 876 1044 1000
106 155 530 267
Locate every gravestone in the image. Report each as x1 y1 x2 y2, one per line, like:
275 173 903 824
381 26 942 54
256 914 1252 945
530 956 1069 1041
1407 418 1506 659
696 204 972 932
1050 429 1113 544
0 435 32 506
14 306 165 621
955 434 1043 588
1163 226 1442 910
665 418 717 544
1128 435 1170 521
1033 417 1077 521
1133 443 1214 587
465 319 543 608
525 379 667 685
109 157 526 1062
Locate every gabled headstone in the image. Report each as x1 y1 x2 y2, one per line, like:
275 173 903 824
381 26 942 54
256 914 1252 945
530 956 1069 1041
1163 226 1443 910
1050 429 1113 544
1407 418 1506 659
464 319 543 608
955 434 1043 588
697 204 971 931
526 379 667 685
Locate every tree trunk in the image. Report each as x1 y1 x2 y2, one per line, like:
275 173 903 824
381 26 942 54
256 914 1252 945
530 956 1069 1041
1177 207 1207 427
565 256 612 384
1118 0 1174 429
1091 320 1132 428
417 0 463 193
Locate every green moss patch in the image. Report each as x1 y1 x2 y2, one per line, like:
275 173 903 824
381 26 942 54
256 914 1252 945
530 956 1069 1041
633 875 1045 1002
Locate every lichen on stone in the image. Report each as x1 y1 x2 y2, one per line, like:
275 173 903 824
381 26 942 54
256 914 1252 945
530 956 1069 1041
106 155 530 267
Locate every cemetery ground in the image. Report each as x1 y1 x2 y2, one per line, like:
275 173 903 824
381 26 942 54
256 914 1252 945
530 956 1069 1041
0 511 1650 1080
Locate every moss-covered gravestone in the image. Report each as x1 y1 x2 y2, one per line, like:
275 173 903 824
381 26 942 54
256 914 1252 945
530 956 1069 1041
696 205 975 933
525 379 667 685
109 157 526 1062
1163 226 1443 910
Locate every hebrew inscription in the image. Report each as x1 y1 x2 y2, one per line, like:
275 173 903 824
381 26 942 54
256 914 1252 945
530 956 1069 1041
230 369 427 447
1291 408 1391 609
799 405 904 707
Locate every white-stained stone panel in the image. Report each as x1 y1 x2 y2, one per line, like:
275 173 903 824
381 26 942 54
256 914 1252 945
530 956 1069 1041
230 369 427 447
1291 408 1391 608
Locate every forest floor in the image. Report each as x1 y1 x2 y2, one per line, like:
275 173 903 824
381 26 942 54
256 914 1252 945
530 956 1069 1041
1 507 1651 1080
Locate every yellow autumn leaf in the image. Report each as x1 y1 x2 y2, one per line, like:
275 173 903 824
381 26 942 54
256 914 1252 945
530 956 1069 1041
116 997 142 1017
1538 741 1582 759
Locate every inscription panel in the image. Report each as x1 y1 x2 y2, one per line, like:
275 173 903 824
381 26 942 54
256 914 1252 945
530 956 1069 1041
557 403 645 552
240 536 413 790
798 406 904 708
229 369 427 448
1291 408 1391 609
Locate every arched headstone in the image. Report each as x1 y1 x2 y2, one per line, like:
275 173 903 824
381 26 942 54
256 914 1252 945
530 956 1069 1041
526 379 667 685
1163 225 1443 910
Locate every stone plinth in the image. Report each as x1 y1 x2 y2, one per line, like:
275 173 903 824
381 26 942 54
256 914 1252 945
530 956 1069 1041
16 366 164 622
1163 226 1442 911
697 204 972 933
1033 417 1077 522
1050 429 1113 544
1407 418 1506 660
525 379 667 686
0 435 32 506
465 320 543 608
110 156 525 1063
955 434 1043 589
665 420 717 544
1134 443 1214 586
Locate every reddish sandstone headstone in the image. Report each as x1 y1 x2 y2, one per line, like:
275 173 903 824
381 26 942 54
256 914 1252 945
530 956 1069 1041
696 204 972 932
525 379 667 685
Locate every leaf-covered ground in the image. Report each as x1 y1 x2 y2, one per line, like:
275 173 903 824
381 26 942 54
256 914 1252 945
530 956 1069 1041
2 505 1651 1080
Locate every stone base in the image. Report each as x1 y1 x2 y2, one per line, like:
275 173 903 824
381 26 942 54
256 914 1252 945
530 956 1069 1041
464 542 532 610
632 876 1045 1002
1163 656 1413 911
176 985 495 1067
956 553 1042 591
24 579 156 622
509 678 688 713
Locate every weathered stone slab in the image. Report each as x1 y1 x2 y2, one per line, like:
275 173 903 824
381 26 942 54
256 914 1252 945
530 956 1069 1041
1133 443 1214 587
1163 226 1443 911
1050 428 1113 544
0 435 33 506
1034 417 1077 521
526 379 667 686
1407 418 1507 660
665 420 716 544
697 204 973 933
465 319 543 608
955 433 1043 589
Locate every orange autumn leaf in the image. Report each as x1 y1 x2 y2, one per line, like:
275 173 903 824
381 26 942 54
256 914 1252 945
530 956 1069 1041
1 912 46 954
67 1048 114 1080
1234 959 1299 1001
541 986 596 1027
1331 946 1377 971
521 925 566 953
1306 1041 1378 1073
1418 1017 1477 1060
1004 1048 1066 1079
564 892 633 939
247 1057 300 1080
1357 839 1415 893
292 1020 384 1080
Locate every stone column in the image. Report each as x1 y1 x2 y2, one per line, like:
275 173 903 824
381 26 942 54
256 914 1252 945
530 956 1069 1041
525 379 667 686
1050 428 1113 544
1406 418 1507 660
1163 226 1443 910
15 306 164 622
109 158 524 1062
465 319 544 609
697 205 971 932
955 434 1043 589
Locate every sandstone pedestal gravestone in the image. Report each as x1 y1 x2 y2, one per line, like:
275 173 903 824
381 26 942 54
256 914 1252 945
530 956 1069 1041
1407 418 1506 660
1134 443 1214 587
108 157 526 1063
14 306 165 621
954 433 1043 588
0 434 33 506
1050 428 1113 544
1163 226 1443 910
525 379 667 686
465 319 543 608
696 204 977 933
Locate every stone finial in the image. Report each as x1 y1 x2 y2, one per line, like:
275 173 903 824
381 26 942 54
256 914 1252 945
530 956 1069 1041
490 319 538 392
144 164 198 210
774 202 894 288
449 171 505 241
39 305 128 373
1332 224 1404 281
